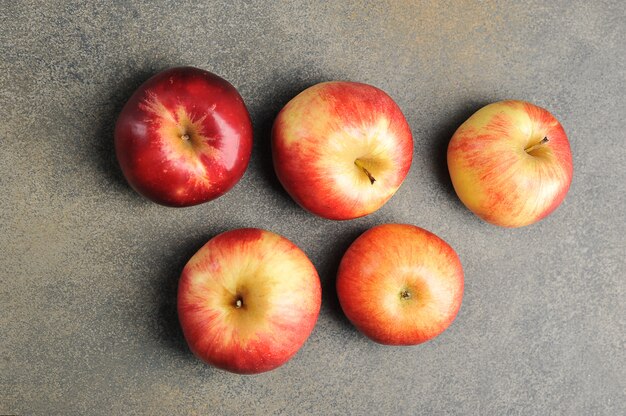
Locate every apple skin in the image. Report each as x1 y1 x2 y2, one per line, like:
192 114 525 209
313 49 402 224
336 224 463 345
447 100 573 227
115 66 253 207
177 228 321 374
272 81 413 220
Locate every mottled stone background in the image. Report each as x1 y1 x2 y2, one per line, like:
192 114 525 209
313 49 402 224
1 1 624 415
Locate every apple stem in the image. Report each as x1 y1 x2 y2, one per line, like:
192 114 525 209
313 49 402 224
400 290 411 300
525 137 549 153
181 134 190 141
354 159 376 184
235 298 243 308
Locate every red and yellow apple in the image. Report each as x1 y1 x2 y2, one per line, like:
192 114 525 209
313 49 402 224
272 81 413 220
115 66 253 207
177 228 321 374
336 224 463 345
447 100 573 227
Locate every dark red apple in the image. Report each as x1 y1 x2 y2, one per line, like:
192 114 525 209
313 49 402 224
115 66 253 207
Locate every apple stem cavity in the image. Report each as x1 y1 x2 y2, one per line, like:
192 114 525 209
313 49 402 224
525 137 549 153
354 159 376 184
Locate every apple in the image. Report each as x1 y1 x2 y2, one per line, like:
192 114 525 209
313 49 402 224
115 66 253 207
177 228 322 374
447 100 573 227
272 81 413 220
336 224 463 345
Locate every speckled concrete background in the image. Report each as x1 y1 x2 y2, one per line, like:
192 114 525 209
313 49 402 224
1 1 624 415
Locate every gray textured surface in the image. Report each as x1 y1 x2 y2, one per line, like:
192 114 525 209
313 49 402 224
1 0 625 414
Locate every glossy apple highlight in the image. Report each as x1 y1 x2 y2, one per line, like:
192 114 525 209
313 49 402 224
115 66 253 207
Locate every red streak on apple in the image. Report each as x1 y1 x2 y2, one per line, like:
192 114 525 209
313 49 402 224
448 100 573 227
115 67 252 206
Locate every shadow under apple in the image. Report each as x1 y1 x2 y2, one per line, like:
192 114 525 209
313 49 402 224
315 225 368 333
152 233 208 359
427 101 490 205
90 65 167 197
245 71 328 205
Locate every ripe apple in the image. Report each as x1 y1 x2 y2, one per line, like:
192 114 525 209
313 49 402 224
115 66 253 207
336 224 463 345
177 228 322 374
272 81 413 220
447 100 573 227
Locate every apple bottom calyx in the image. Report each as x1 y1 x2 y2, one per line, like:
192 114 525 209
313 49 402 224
336 224 464 346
